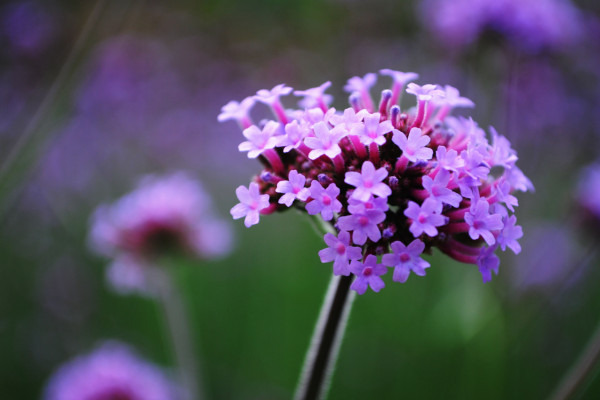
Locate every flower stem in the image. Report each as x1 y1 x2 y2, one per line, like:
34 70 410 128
294 274 356 400
550 320 600 400
152 268 204 400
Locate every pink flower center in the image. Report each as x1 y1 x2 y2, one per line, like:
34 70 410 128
418 213 428 224
364 180 373 188
358 216 369 226
322 195 332 206
473 220 484 230
363 266 373 276
431 186 443 197
293 187 301 194
335 243 346 255
400 253 411 263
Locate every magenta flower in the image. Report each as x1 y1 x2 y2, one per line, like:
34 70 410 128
382 239 430 283
404 198 447 237
350 112 395 146
305 181 342 221
497 215 523 254
304 121 347 160
393 127 433 163
318 231 363 276
344 161 392 202
238 121 280 159
294 81 333 109
222 70 531 287
349 255 387 295
421 169 462 209
254 83 293 105
231 182 270 227
464 198 504 245
89 173 232 295
43 341 177 400
276 170 310 207
337 205 385 245
217 97 256 126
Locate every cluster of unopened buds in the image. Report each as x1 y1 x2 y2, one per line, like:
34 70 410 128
221 69 532 294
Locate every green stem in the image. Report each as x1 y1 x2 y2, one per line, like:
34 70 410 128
151 268 204 400
294 273 356 400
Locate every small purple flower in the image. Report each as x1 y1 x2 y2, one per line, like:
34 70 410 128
338 206 385 245
422 169 462 209
231 182 270 227
435 146 465 172
238 121 280 158
276 119 311 153
349 255 387 295
43 341 177 400
382 239 430 283
254 83 293 105
477 245 500 283
497 215 523 254
344 73 377 94
305 181 342 221
379 69 419 87
304 121 347 160
329 107 368 130
348 196 389 213
492 178 518 212
218 97 256 125
464 198 504 245
276 170 310 207
344 161 392 202
435 85 474 109
294 81 333 109
406 83 445 101
393 127 433 163
350 112 396 146
404 198 447 237
318 231 363 276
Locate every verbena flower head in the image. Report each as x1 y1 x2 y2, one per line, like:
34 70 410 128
89 172 232 295
43 341 177 400
222 70 532 293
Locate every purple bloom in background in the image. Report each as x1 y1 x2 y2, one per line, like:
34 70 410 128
90 172 232 295
404 199 447 237
382 239 430 283
294 81 333 110
223 70 532 290
318 231 362 276
218 97 256 128
344 161 391 202
349 255 387 295
43 341 177 400
464 199 504 245
421 0 585 53
231 182 270 227
255 84 293 105
276 170 310 207
2 1 58 56
576 163 600 219
305 181 342 221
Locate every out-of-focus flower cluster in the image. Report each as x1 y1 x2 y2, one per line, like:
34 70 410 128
43 341 178 400
89 172 232 295
223 70 532 294
421 0 584 53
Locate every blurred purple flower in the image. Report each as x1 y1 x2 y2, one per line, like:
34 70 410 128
2 1 58 56
421 0 585 53
90 172 232 295
43 341 178 400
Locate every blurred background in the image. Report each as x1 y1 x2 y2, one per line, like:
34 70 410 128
1 0 600 398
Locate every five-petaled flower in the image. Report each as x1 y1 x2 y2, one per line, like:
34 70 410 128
231 182 270 227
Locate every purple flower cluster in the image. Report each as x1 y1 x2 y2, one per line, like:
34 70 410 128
89 172 232 295
43 341 177 400
223 70 531 293
421 0 584 53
